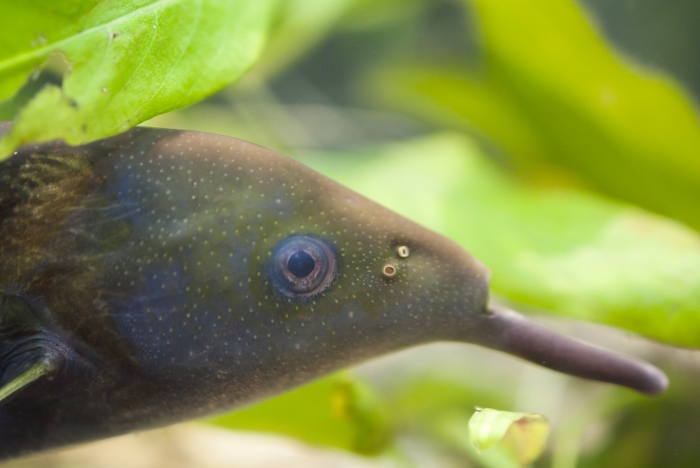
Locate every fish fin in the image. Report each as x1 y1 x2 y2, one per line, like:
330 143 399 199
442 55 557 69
0 359 56 403
0 294 43 336
0 294 59 403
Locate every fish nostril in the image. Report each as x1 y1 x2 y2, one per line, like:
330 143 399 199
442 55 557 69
382 264 397 277
397 246 410 258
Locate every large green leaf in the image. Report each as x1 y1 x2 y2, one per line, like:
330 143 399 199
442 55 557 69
368 0 700 231
296 133 700 347
0 0 274 157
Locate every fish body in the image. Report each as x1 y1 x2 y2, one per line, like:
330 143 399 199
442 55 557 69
0 125 666 459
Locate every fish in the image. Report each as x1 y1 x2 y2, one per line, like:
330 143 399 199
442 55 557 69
0 123 667 460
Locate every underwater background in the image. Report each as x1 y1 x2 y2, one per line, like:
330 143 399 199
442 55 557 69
2 0 700 466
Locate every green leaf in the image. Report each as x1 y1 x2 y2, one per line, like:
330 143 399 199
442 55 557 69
469 408 549 466
208 372 391 454
0 0 275 157
295 133 700 347
368 0 700 231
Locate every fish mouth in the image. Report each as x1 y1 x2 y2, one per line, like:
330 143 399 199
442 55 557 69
468 302 668 396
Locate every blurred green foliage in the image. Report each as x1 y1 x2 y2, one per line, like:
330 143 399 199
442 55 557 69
369 0 700 231
209 372 392 455
3 0 700 467
578 371 700 468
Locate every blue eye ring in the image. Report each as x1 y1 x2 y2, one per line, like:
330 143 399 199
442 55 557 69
269 236 336 298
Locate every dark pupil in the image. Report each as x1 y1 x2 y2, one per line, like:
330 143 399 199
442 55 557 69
287 250 316 278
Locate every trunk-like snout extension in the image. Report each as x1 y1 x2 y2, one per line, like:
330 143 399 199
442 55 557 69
472 303 668 395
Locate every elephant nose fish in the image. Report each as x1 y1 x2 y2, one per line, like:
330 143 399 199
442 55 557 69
0 123 667 459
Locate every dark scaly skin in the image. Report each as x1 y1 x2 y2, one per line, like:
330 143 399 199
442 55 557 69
0 124 667 460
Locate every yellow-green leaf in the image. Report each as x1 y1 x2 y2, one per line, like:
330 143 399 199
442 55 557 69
469 408 549 466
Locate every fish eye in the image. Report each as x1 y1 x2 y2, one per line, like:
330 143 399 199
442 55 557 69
270 236 336 298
